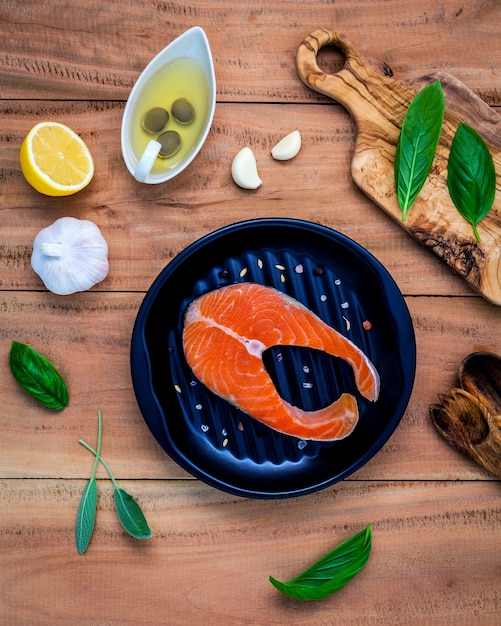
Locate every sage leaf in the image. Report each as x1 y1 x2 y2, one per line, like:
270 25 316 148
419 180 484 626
75 477 98 555
79 439 153 542
75 410 102 555
269 524 372 601
114 488 152 540
9 341 69 410
447 122 496 243
395 80 445 220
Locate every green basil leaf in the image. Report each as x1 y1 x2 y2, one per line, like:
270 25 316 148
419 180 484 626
114 488 152 540
395 80 445 220
9 341 69 410
269 524 372 601
75 477 98 555
447 122 496 243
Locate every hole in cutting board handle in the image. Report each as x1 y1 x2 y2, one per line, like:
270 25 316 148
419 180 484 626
316 45 346 77
296 29 371 108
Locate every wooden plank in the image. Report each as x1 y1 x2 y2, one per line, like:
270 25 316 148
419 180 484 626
0 1 500 104
1 292 500 481
0 291 177 480
0 478 499 625
0 100 478 297
360 294 501 480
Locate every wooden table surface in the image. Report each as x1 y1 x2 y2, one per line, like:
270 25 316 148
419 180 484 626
1 1 500 624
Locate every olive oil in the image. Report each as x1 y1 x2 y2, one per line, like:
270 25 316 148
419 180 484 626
130 57 210 174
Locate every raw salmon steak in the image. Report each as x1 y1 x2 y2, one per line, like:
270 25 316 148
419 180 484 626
182 283 380 441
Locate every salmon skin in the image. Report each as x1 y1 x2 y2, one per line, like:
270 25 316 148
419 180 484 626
182 283 380 441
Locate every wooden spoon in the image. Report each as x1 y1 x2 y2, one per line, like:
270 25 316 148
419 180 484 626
459 352 501 427
430 352 501 478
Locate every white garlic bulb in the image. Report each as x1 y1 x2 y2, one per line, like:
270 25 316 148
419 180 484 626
31 217 109 295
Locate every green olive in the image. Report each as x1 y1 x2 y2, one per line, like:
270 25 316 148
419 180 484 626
141 107 169 134
171 98 195 124
157 130 182 159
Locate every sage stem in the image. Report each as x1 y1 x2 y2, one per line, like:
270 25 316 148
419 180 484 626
79 438 118 490
90 410 103 482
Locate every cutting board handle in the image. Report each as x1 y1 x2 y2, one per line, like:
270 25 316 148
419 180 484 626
296 29 404 128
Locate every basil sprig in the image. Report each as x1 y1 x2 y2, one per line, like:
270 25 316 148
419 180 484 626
269 524 372 601
9 341 69 410
76 409 152 554
395 80 445 220
447 122 496 242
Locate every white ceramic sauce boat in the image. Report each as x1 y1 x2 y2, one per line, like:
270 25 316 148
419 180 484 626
121 26 216 184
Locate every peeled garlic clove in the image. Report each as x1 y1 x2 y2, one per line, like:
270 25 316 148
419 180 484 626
271 130 302 161
31 217 109 295
231 147 262 190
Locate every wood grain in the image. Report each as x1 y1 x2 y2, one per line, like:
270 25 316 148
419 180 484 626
1 1 500 624
297 29 501 304
0 100 476 297
1 479 499 625
1 1 500 104
1 293 499 481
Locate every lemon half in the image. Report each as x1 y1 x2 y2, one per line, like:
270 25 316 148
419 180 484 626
20 122 94 196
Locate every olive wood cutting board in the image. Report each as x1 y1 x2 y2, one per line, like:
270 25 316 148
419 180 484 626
297 29 501 305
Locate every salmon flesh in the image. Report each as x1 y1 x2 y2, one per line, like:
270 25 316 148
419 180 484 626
182 283 380 441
